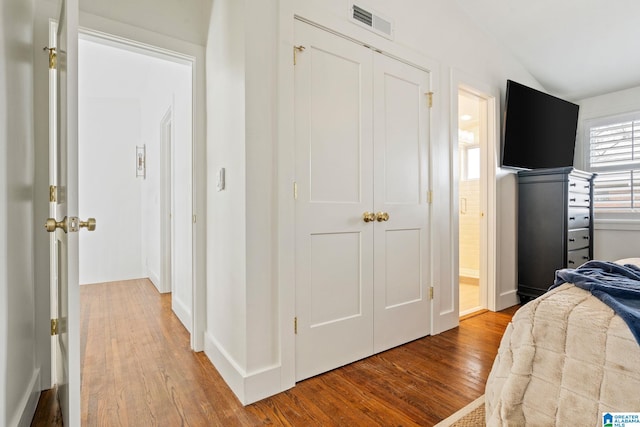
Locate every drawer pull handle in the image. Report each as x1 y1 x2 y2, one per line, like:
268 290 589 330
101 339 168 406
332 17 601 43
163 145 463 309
569 238 575 242
583 256 589 260
569 217 575 220
583 236 589 240
570 183 576 187
568 260 575 265
570 198 576 202
584 216 590 220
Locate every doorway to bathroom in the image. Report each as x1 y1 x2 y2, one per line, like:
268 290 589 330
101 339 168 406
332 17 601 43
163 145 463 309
458 87 489 316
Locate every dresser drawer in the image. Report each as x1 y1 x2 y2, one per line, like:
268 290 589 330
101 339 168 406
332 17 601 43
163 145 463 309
568 191 591 207
567 228 590 251
568 176 590 193
568 208 591 229
567 248 590 268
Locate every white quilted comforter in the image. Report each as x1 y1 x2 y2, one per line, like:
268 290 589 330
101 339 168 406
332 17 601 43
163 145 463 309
486 282 640 426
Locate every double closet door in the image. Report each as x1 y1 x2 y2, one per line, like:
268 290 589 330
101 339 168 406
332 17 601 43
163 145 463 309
294 21 432 381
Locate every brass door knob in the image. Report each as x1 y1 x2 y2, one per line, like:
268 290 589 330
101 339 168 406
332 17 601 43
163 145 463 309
363 212 376 223
45 217 68 233
45 216 96 233
375 212 389 222
80 218 97 231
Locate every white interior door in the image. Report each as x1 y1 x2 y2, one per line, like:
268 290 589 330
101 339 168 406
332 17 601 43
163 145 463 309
294 21 432 380
372 54 431 353
49 0 81 424
294 21 375 381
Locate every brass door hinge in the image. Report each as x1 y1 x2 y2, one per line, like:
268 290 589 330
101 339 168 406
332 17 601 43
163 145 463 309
44 47 57 70
293 45 305 65
293 182 298 200
51 318 59 336
426 91 434 108
429 287 434 300
427 190 433 204
49 185 57 202
294 317 298 334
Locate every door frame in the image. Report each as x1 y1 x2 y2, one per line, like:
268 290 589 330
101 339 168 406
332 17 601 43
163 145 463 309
450 70 498 314
75 27 201 345
160 106 174 294
47 17 59 390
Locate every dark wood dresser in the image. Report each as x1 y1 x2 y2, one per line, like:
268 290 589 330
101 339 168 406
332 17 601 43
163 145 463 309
517 167 596 302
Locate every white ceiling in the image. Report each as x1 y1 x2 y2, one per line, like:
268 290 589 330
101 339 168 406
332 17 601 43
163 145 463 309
453 0 640 101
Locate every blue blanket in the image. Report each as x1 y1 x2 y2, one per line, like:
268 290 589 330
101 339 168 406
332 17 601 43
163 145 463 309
551 260 640 346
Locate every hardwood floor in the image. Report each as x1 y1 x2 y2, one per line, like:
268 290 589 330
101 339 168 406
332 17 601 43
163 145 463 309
31 387 62 427
32 278 518 426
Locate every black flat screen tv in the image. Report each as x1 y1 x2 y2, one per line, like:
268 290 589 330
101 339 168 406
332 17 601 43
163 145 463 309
501 80 579 170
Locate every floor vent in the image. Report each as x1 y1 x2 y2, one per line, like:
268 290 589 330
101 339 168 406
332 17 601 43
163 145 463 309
351 4 393 39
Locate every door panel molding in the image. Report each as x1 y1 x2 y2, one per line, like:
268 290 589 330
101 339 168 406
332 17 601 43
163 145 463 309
294 21 375 381
294 20 432 379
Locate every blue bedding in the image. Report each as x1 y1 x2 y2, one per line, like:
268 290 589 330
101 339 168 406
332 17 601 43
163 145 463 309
551 260 640 345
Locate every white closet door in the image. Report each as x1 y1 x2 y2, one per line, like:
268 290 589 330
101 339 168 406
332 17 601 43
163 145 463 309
294 21 375 381
294 20 432 380
372 54 431 353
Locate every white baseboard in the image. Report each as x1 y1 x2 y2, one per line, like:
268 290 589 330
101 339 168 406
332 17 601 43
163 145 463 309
204 332 244 400
11 368 40 427
172 296 192 333
497 289 519 311
147 269 161 292
204 332 286 405
459 268 479 279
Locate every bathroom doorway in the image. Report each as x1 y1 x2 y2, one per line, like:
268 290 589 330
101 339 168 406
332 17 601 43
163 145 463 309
458 87 488 316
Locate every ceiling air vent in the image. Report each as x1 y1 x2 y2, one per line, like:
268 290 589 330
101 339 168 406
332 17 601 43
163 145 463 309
350 4 394 39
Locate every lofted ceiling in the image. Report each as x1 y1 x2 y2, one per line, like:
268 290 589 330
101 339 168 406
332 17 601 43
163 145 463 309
452 0 640 101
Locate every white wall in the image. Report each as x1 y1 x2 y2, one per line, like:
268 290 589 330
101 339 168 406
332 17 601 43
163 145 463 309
78 96 144 283
576 85 640 261
79 0 212 46
205 0 250 391
205 0 542 404
0 0 42 425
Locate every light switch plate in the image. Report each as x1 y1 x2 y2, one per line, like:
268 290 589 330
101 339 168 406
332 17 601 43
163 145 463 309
217 168 225 191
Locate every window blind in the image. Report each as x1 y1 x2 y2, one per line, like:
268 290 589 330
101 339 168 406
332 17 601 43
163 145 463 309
589 118 640 210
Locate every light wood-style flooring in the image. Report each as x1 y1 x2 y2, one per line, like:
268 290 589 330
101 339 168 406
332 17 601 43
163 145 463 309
459 282 481 314
32 278 518 426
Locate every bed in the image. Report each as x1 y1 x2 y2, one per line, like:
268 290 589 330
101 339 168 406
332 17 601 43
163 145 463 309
485 258 640 426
